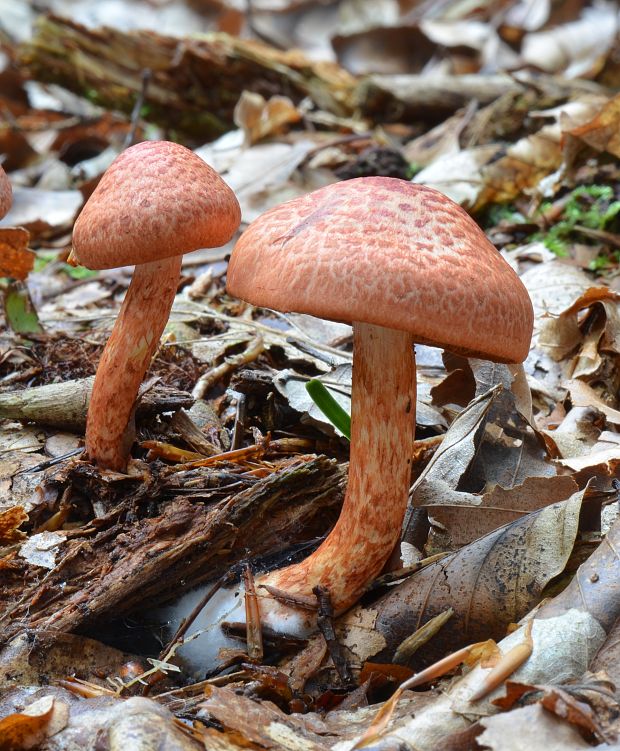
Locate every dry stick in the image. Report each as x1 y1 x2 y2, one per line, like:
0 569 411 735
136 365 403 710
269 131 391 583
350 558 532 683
230 393 247 451
158 572 232 661
192 335 264 399
161 433 271 476
244 565 264 662
313 585 353 686
123 68 151 149
469 620 534 702
258 584 319 612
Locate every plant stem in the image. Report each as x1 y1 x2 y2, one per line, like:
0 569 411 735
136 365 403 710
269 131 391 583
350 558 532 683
306 379 351 439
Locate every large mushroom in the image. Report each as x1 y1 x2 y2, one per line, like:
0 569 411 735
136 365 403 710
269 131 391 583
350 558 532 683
72 141 240 472
226 176 533 631
0 165 12 219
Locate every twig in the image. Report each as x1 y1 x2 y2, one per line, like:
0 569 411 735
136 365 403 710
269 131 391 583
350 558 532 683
244 564 263 662
123 68 151 149
313 585 352 686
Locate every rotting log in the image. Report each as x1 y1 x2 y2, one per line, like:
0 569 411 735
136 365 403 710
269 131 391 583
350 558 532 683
0 377 193 431
19 17 613 140
19 15 356 140
0 455 345 642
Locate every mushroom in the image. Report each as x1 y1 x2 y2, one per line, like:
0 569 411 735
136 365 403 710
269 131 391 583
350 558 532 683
72 141 240 472
0 165 12 219
226 176 533 631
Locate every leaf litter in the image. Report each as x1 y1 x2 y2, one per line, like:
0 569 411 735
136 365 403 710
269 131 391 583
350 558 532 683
1 0 620 748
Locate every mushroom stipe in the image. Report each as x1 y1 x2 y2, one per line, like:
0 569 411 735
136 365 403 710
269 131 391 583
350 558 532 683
71 141 240 472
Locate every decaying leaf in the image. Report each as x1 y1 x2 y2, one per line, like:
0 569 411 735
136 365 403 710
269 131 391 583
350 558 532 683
521 4 618 79
0 505 28 544
18 531 66 570
0 694 69 750
234 91 301 145
563 92 620 159
0 228 34 280
426 475 578 549
478 703 593 750
538 286 620 364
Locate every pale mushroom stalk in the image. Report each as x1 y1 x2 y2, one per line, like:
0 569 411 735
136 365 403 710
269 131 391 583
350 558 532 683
260 323 416 620
86 256 182 471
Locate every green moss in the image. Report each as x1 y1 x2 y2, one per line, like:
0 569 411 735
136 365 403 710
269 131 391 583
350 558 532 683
533 185 620 258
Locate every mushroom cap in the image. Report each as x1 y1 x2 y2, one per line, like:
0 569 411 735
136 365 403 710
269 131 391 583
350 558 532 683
227 177 533 363
0 166 12 220
72 141 241 269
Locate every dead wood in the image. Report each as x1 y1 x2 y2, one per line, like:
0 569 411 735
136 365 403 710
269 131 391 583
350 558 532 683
0 377 193 431
0 455 344 643
19 15 356 140
357 72 611 122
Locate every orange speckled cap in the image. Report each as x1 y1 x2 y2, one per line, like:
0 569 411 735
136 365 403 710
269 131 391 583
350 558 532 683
0 166 12 220
72 141 241 269
227 177 533 363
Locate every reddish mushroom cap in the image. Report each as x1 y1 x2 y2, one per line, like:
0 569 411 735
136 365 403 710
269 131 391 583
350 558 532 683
227 177 533 363
72 141 241 269
0 166 12 220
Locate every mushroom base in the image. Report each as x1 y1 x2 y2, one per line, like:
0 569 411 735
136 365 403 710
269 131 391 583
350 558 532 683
85 255 183 471
257 322 416 628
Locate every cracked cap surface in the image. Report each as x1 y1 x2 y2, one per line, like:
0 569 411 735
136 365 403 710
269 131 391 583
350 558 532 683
227 176 533 363
72 140 241 269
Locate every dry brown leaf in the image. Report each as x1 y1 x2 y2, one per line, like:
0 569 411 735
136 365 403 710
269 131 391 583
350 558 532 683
0 187 82 238
478 703 592 750
475 125 562 209
197 685 329 750
566 380 620 426
521 4 618 78
563 92 620 158
233 91 301 145
0 695 69 751
426 475 578 548
520 260 594 342
412 144 501 207
0 228 34 281
591 618 620 697
0 631 143 691
332 25 435 76
348 488 586 668
0 505 28 544
538 286 620 364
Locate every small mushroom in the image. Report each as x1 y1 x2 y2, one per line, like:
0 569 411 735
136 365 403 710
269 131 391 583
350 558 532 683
227 176 533 630
0 165 12 219
72 141 240 472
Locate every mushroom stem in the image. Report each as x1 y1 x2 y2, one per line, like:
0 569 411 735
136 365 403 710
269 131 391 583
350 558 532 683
85 255 183 472
261 322 416 624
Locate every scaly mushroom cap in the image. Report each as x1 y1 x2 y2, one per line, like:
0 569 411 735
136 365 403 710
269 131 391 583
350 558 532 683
0 165 12 220
227 177 533 363
72 141 241 269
